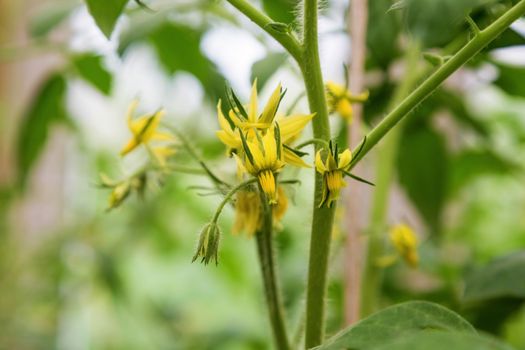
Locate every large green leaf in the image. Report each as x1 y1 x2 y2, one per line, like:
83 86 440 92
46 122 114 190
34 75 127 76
85 0 129 38
316 301 475 350
449 149 516 196
398 125 449 233
262 0 298 24
149 23 224 99
250 53 287 90
17 74 69 188
367 0 401 68
402 0 487 48
72 54 112 94
463 251 525 304
373 332 514 350
493 62 525 98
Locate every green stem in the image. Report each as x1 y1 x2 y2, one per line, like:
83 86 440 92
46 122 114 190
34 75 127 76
300 0 336 348
360 44 422 317
211 178 256 223
349 0 525 169
255 189 291 350
224 0 302 62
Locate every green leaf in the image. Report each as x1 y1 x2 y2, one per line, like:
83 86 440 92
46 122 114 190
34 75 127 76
149 23 225 100
463 251 525 304
403 0 487 48
72 54 112 94
449 149 516 196
262 0 298 24
488 28 525 50
17 74 69 189
367 0 401 68
493 62 525 98
316 301 476 350
373 332 515 350
398 125 449 233
251 53 287 90
85 0 129 38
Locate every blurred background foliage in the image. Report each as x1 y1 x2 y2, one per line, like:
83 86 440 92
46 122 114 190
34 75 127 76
1 0 525 349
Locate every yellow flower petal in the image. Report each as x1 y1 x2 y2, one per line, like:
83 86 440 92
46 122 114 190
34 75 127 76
338 149 352 170
336 99 353 122
248 79 258 122
284 148 310 168
260 83 282 124
315 150 327 173
278 113 315 143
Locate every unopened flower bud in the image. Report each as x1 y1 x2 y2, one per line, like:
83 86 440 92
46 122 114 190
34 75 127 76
107 182 131 210
192 223 221 265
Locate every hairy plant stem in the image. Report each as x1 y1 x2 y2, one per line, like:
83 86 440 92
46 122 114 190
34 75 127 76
360 44 422 317
300 0 335 348
255 189 291 350
349 0 525 169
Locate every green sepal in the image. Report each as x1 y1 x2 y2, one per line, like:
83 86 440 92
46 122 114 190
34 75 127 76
343 171 375 186
239 131 255 166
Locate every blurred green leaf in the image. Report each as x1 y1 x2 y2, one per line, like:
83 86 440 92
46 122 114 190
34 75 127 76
17 74 69 189
373 332 515 350
85 0 129 38
488 28 525 49
29 2 77 37
450 149 516 195
316 301 475 350
398 125 449 233
403 0 488 48
367 0 401 68
149 23 224 99
72 54 112 94
463 251 525 304
251 53 287 90
262 0 298 24
493 62 525 97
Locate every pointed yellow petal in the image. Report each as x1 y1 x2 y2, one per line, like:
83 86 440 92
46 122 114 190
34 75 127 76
248 79 258 122
120 138 139 156
263 127 277 165
284 148 310 168
279 114 315 143
315 151 327 173
216 130 241 149
338 149 352 170
336 99 353 121
217 100 231 132
260 83 281 124
151 131 175 141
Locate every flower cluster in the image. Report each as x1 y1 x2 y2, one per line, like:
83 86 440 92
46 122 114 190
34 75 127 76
216 81 314 204
325 81 368 123
105 80 373 264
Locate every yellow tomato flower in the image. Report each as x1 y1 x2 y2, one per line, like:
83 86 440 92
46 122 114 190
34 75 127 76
389 224 419 268
121 100 174 157
325 81 368 123
240 125 285 204
233 190 261 236
233 186 289 236
216 81 313 167
315 144 353 207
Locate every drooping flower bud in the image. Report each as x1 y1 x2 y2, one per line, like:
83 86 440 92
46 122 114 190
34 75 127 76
192 223 221 265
